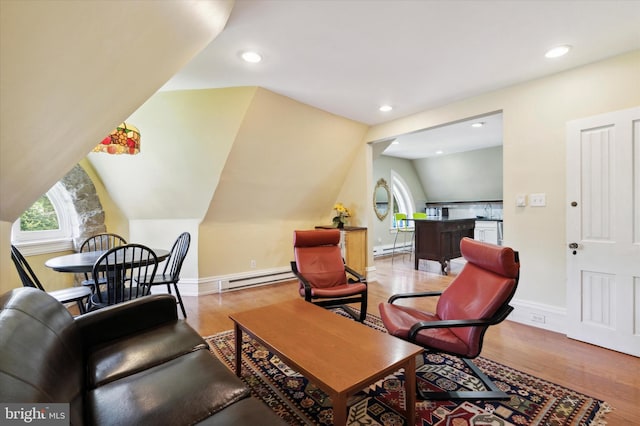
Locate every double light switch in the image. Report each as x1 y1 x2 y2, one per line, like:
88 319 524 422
516 193 546 207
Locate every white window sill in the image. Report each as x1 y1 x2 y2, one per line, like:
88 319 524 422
12 238 74 256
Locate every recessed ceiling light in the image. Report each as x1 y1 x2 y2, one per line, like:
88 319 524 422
471 122 484 128
241 51 262 63
379 105 393 112
435 150 444 155
545 45 571 59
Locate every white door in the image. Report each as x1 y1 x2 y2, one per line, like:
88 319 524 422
566 106 640 356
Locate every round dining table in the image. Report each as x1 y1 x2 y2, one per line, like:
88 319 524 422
45 248 170 273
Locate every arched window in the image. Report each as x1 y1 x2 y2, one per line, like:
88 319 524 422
11 182 75 255
390 170 415 228
11 164 107 255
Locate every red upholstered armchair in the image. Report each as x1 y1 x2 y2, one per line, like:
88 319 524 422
291 229 368 322
379 237 520 401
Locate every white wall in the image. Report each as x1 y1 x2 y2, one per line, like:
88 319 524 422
129 219 200 285
414 146 503 202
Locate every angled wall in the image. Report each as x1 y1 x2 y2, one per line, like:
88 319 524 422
199 88 369 277
0 1 234 293
0 0 233 222
89 87 257 282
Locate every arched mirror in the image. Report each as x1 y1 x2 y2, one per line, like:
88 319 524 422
373 178 391 220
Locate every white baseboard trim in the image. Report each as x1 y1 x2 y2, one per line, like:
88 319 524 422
509 298 567 334
171 278 202 297
174 271 568 336
365 265 377 282
175 266 296 296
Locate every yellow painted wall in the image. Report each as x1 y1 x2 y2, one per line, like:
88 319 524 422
199 88 368 277
10 251 77 293
366 51 640 307
0 0 232 295
0 0 232 222
89 87 257 221
0 221 15 294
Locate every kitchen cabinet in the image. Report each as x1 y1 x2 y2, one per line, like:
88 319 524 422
315 226 368 277
414 218 475 275
474 220 500 245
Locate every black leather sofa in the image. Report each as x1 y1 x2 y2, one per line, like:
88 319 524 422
0 287 286 425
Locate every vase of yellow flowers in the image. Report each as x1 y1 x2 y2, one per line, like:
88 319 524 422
332 203 351 229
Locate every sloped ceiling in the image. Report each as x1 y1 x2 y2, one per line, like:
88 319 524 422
88 87 258 220
87 86 368 223
0 0 234 222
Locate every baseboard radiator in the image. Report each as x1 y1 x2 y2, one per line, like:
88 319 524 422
217 267 296 292
373 243 411 257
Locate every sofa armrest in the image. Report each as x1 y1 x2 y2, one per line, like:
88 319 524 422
74 294 178 348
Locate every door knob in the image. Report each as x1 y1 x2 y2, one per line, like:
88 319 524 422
568 242 579 255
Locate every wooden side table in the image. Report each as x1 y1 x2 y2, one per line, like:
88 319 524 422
315 226 367 276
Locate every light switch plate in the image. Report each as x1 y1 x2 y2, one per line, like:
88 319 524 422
530 193 546 207
516 194 527 207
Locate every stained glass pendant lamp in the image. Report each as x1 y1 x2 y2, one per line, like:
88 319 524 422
93 123 140 155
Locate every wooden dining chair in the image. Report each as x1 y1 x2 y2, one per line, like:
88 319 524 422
79 232 127 291
10 245 92 314
135 232 191 317
88 244 158 311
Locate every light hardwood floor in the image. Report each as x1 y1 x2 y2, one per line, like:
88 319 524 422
180 255 638 424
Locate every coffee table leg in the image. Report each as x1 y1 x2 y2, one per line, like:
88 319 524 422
404 357 416 425
234 323 242 377
332 393 347 426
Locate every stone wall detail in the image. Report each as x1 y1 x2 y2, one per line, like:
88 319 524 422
59 164 106 250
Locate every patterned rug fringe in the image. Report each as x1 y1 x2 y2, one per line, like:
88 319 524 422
589 402 612 426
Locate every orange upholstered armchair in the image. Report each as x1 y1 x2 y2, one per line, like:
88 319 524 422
379 237 520 400
291 229 368 322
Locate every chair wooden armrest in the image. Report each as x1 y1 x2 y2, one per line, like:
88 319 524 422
344 265 366 284
290 261 313 299
388 291 443 304
408 304 514 339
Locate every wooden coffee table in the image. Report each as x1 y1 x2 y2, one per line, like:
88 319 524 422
229 299 423 425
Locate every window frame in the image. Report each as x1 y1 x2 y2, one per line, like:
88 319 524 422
390 170 416 229
11 183 75 255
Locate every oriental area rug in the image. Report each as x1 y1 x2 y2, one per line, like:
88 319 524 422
206 309 611 426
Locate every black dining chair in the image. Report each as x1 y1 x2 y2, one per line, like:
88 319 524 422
87 244 158 311
136 232 191 317
79 232 127 292
10 245 92 314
